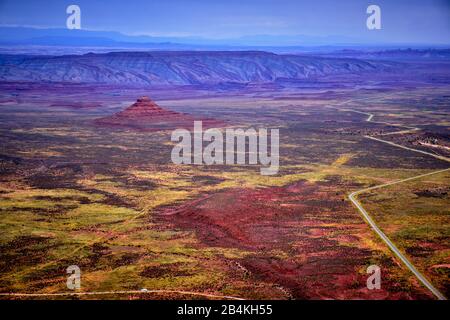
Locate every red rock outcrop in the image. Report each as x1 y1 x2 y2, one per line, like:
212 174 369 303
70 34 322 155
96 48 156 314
95 96 222 131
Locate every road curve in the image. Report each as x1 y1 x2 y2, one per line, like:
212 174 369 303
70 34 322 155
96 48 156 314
349 169 449 300
339 101 449 300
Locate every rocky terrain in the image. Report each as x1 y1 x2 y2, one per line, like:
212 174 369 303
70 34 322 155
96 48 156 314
0 51 398 85
95 96 222 130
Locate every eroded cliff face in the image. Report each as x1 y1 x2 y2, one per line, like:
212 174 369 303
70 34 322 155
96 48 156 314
0 51 397 85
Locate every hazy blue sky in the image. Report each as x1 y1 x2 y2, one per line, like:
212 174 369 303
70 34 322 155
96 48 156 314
0 0 449 44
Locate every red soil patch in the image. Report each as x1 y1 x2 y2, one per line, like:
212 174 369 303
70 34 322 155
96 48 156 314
95 96 222 131
156 180 432 299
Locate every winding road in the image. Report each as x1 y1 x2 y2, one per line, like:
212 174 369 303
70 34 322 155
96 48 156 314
1 95 448 300
341 102 449 300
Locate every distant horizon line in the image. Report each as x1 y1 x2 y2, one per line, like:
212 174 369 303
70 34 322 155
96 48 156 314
1 25 450 47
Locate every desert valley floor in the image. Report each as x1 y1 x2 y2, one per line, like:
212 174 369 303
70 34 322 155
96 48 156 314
0 76 449 299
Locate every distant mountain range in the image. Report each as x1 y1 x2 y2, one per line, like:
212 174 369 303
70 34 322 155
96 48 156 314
0 50 398 85
0 26 364 47
317 49 450 60
1 26 448 52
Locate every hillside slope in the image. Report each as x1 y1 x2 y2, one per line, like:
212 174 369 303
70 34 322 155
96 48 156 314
0 51 398 85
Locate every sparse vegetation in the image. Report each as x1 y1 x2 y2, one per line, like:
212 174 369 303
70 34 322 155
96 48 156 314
0 83 447 300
